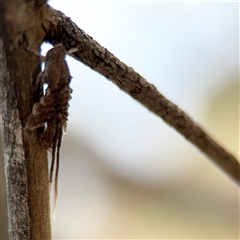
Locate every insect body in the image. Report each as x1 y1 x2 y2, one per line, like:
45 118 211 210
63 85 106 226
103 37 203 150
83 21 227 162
25 43 72 216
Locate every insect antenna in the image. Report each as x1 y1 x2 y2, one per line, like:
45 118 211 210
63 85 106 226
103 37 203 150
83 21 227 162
52 118 64 221
49 125 57 185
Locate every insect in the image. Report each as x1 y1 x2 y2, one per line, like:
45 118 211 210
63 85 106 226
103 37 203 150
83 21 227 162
25 43 76 217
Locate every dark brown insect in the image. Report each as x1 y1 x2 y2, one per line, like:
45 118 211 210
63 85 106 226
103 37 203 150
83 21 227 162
25 43 73 216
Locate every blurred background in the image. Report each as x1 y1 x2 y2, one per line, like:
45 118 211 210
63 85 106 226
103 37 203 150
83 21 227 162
1 1 239 239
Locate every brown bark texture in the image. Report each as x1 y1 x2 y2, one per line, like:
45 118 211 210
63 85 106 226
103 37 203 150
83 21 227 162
41 6 239 184
0 132 8 240
0 1 51 239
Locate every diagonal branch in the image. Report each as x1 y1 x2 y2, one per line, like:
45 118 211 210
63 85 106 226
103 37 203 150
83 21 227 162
42 5 239 185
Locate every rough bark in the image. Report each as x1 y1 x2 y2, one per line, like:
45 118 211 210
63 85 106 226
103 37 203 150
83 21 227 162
0 1 51 239
0 132 9 240
42 6 239 184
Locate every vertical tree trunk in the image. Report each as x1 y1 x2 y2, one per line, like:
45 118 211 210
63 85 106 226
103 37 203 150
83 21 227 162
0 134 8 239
0 1 51 239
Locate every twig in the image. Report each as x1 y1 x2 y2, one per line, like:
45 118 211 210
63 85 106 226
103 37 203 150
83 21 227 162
42 6 239 185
